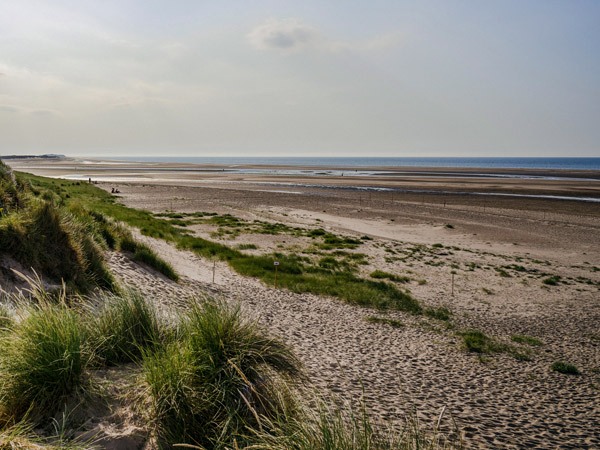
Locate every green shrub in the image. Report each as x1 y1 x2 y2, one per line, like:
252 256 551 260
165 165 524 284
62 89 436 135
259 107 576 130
0 303 88 424
551 361 580 375
459 330 505 354
543 276 561 286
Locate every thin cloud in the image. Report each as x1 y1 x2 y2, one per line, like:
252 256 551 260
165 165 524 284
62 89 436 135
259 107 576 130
0 105 20 113
247 18 321 52
29 109 59 117
248 18 403 54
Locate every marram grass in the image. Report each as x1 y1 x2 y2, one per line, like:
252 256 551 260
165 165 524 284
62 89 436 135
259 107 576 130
88 289 164 366
144 299 302 448
0 282 460 449
0 301 89 425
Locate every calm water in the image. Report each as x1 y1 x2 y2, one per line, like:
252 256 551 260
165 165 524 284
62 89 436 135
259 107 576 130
109 157 600 171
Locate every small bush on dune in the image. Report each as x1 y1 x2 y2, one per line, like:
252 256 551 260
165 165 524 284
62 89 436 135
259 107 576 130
0 302 89 425
144 300 302 447
551 361 580 375
89 290 163 366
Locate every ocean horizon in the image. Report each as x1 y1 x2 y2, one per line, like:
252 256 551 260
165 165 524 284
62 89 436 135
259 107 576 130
104 156 600 171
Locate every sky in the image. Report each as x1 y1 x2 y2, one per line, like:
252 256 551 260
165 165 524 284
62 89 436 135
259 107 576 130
1 0 599 158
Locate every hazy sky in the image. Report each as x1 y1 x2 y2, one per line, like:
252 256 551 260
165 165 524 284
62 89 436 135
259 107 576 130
1 1 599 157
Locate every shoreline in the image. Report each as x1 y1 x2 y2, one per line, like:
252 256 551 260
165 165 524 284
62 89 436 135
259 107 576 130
6 157 600 202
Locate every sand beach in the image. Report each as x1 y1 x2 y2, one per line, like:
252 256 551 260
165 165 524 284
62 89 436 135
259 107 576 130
5 156 600 449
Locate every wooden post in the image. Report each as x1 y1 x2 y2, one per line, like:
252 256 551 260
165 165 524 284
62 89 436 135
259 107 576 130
274 261 279 289
212 259 216 283
451 272 455 297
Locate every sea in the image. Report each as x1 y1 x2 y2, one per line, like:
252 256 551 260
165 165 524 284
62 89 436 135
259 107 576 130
109 156 600 171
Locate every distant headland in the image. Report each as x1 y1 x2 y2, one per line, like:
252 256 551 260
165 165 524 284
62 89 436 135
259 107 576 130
0 154 65 160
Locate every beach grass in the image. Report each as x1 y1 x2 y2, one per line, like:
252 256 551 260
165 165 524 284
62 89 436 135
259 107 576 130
19 173 423 313
0 277 459 449
144 299 302 447
370 270 411 283
459 330 508 354
511 334 543 346
89 290 164 366
0 301 89 425
425 306 452 322
459 329 531 361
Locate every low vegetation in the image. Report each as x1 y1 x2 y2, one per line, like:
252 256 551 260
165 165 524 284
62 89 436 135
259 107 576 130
425 307 452 322
458 329 529 361
145 300 302 447
0 299 89 425
551 361 580 375
511 334 543 347
0 283 459 449
89 290 164 365
0 162 177 291
365 315 404 328
542 275 562 286
17 172 423 313
370 270 411 283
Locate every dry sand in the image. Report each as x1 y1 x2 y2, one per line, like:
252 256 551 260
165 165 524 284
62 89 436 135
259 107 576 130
5 157 600 449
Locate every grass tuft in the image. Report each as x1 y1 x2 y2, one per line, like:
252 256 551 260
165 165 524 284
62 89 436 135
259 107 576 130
511 334 543 346
0 302 89 424
459 330 505 354
551 361 580 375
252 399 461 450
89 290 163 366
144 300 302 447
370 270 411 283
365 316 403 328
425 307 452 321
